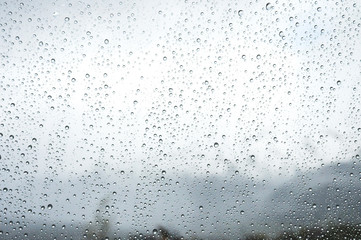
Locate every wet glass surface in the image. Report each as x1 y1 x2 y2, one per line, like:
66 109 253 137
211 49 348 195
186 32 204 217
1 0 361 239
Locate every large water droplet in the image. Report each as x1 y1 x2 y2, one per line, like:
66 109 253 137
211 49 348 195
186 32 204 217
266 3 273 10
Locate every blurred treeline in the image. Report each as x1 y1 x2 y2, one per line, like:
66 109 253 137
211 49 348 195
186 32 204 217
84 223 361 240
83 196 361 240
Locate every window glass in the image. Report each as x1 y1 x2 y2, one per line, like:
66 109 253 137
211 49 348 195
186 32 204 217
1 0 361 239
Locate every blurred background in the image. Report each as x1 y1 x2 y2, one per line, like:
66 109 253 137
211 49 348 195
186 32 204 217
1 0 361 239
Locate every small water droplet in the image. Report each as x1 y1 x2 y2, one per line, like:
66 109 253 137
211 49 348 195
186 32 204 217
47 204 53 210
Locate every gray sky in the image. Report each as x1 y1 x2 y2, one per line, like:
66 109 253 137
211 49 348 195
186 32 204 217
2 0 358 177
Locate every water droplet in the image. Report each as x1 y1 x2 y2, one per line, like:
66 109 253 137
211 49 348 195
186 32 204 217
153 229 158 234
238 10 243 17
266 3 273 10
214 142 219 148
104 39 109 44
199 206 203 210
47 204 53 210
